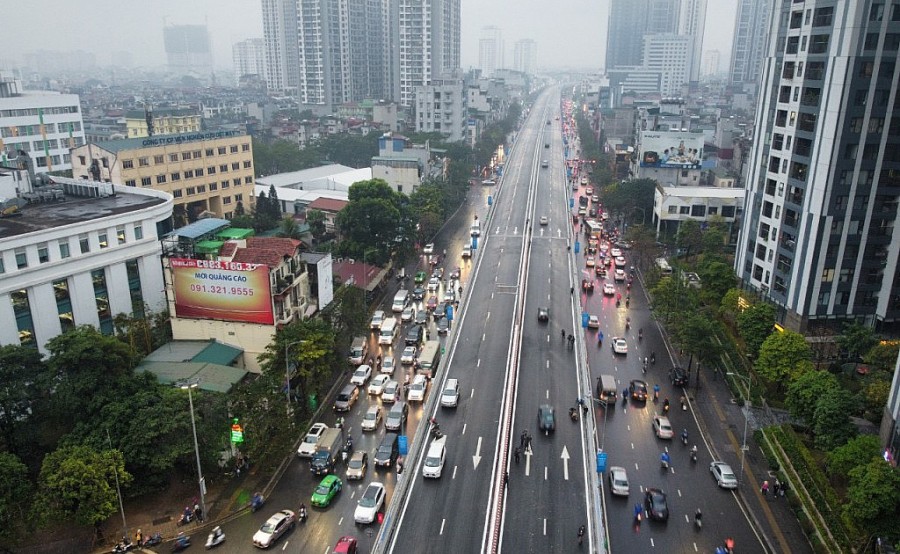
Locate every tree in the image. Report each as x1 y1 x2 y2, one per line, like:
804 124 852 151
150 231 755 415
719 288 743 326
0 345 45 458
700 224 728 259
755 330 814 389
863 341 900 372
812 387 856 450
277 216 304 240
785 369 840 423
836 322 877 361
825 435 881 480
336 179 408 265
736 303 776 357
675 219 703 258
306 209 327 243
695 260 735 306
676 312 722 369
0 452 32 545
861 379 890 422
34 445 131 527
843 459 900 533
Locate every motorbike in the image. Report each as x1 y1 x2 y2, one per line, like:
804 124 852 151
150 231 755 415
111 537 134 553
430 424 443 439
681 431 689 446
144 533 163 547
690 447 698 463
171 536 191 553
625 319 631 331
650 353 656 365
661 455 670 470
663 401 670 414
250 492 265 513
299 505 308 523
177 511 193 527
205 526 225 549
695 512 703 530
569 408 579 422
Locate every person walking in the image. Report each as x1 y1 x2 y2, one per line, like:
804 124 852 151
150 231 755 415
761 480 770 497
514 447 522 464
520 430 527 450
525 433 533 452
780 480 789 498
773 479 781 497
504 472 509 487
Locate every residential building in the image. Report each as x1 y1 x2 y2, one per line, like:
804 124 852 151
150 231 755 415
606 0 679 70
729 0 773 91
124 108 202 138
397 0 461 107
233 38 268 86
70 130 256 224
305 197 348 233
881 350 900 466
703 49 721 78
676 0 707 82
735 0 900 333
0 176 172 353
372 132 439 194
0 74 85 173
163 24 213 76
479 26 503 77
641 34 694 96
414 74 466 141
652 177 743 238
262 0 300 94
513 39 537 75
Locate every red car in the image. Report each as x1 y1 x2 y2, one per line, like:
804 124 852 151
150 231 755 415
332 536 358 554
426 296 438 311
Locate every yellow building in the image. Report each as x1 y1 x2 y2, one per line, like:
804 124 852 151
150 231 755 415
71 130 255 224
124 108 202 138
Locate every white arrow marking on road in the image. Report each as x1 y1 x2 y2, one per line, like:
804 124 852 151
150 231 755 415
473 436 483 469
561 446 571 480
525 446 533 476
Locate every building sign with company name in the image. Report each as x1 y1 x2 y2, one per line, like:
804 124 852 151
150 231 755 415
141 130 242 148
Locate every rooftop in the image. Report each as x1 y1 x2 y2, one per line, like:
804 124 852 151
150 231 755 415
80 129 246 154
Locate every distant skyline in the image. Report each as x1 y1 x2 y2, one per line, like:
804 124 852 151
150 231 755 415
0 0 737 74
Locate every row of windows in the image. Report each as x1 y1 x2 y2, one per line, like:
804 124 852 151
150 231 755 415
0 226 144 275
1 121 83 137
122 160 253 175
0 106 79 118
118 143 251 168
665 205 736 218
124 175 253 189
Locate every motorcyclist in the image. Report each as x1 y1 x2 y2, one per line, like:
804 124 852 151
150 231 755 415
650 352 656 364
577 524 585 545
181 506 192 524
299 503 308 520
661 451 671 467
681 428 689 443
569 407 578 420
633 503 643 521
695 508 702 526
638 328 643 340
653 383 660 401
663 398 670 413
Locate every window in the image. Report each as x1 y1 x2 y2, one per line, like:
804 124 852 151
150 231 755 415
865 33 880 50
759 222 771 239
181 152 191 161
209 182 218 191
172 189 183 198
169 153 178 162
205 148 214 156
192 150 201 159
138 157 149 167
231 162 240 170
789 11 803 28
786 36 800 54
668 206 678 214
773 133 785 150
184 169 194 178
220 164 228 172
223 196 232 205
122 159 134 169
171 172 181 181
721 206 736 218
218 146 226 155
125 179 136 187
870 3 884 21
134 225 143 240
233 178 241 187
242 143 250 152
156 174 167 184
137 176 150 187
243 160 251 168
79 234 90 253
807 61 825 80
195 168 204 177
58 240 70 259
680 206 690 214
186 187 196 196
196 185 206 193
0 258 4 274
208 166 216 174
98 232 108 249
798 112 817 132
221 180 230 189
235 194 243 202
154 155 164 164
769 156 781 172
78 155 86 165
101 158 109 168
783 62 795 79
244 176 253 184
809 34 830 53
230 145 238 153
776 110 788 126
813 6 833 26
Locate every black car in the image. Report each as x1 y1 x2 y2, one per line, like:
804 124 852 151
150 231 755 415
537 307 550 322
414 310 428 326
405 325 424 346
644 488 669 521
538 404 555 433
412 287 425 301
629 379 648 402
670 367 688 387
437 316 449 334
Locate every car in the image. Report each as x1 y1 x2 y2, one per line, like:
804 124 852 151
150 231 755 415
401 346 417 364
462 245 472 258
595 266 607 278
585 186 593 195
381 379 400 403
440 378 460 408
615 256 627 268
585 257 596 268
354 482 386 524
603 282 616 295
427 277 440 292
443 289 456 303
588 315 600 329
644 488 669 521
426 296 438 311
537 307 550 321
252 509 296 548
350 365 372 386
450 266 461 279
610 248 622 258
670 366 688 387
608 466 630 496
541 160 549 168
614 268 626 282
538 404 556 433
346 451 368 480
615 240 633 250
408 374 428 402
405 325 423 346
432 267 445 279
545 142 550 148
630 379 648 401
297 422 329 458
370 310 385 330
368 374 390 395
413 309 428 326
588 207 598 218
539 215 549 225
612 337 628 355
414 271 427 284
710 461 738 489
332 536 358 554
423 243 434 255
412 286 425 300
582 279 594 292
361 406 383 431
592 194 600 203
423 436 447 478
311 475 342 508
380 356 395 375
334 384 359 412
653 415 674 439
401 306 415 322
437 316 449 334
580 176 588 185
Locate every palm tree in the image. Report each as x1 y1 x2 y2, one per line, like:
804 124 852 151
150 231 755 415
277 216 304 240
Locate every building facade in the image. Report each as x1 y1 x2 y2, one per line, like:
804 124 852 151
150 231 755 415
735 0 900 332
676 0 707 81
124 108 202 138
414 74 466 141
0 177 172 353
0 75 85 173
70 130 256 224
478 26 503 77
233 38 268 86
729 0 774 91
397 0 461 107
262 0 301 94
163 24 213 76
642 34 694 96
513 39 537 75
606 0 680 70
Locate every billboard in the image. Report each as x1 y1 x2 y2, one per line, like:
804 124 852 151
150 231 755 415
170 258 274 324
639 131 704 169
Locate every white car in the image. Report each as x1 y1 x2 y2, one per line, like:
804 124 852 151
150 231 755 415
422 436 447 478
615 256 627 268
462 245 472 258
297 423 328 458
380 356 395 375
354 482 386 524
610 248 622 258
368 374 390 395
603 282 616 296
539 216 549 225
710 461 739 489
401 306 415 322
653 415 674 439
614 268 626 282
608 466 630 496
427 277 441 292
370 310 385 330
381 379 400 403
440 378 459 408
401 346 417 364
361 406 382 431
407 374 428 402
252 509 296 548
350 365 372 386
612 337 628 355
423 243 434 255
587 315 600 329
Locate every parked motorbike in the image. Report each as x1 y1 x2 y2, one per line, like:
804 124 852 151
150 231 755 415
111 537 134 553
176 511 193 527
205 526 225 549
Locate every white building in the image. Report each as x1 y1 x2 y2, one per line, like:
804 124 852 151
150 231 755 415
652 182 743 238
398 0 461 107
676 0 707 82
414 75 467 142
642 34 694 96
478 26 503 77
255 164 371 216
0 177 172 353
0 74 85 173
233 38 267 86
261 0 300 95
513 39 537 75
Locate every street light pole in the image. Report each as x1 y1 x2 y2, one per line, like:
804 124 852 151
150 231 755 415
727 372 752 485
178 379 206 521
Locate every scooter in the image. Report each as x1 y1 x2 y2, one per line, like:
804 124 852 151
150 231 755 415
205 526 225 549
111 537 134 553
299 505 308 523
691 449 698 463
250 492 265 513
177 512 193 526
171 535 191 553
143 533 163 547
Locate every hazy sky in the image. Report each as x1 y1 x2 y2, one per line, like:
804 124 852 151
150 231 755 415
1 0 738 73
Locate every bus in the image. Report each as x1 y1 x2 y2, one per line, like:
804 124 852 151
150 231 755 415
586 220 603 239
417 340 442 378
655 257 673 276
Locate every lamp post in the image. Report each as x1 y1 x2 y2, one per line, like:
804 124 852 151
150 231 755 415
726 371 753 485
285 340 309 417
177 379 206 521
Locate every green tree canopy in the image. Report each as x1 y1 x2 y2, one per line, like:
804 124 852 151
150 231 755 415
863 341 900 372
719 288 743 325
336 179 409 265
785 369 840 423
843 459 900 533
676 312 722 367
861 379 891 422
0 452 32 545
836 322 877 361
0 345 46 459
695 260 735 306
825 435 882 480
756 330 814 388
736 302 776 357
675 219 703 258
812 387 857 450
306 209 327 242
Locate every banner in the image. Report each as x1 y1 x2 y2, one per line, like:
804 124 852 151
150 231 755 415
170 258 274 324
639 131 704 169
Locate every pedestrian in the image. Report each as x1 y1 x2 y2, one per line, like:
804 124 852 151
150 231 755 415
773 479 781 497
514 447 521 464
520 430 527 450
779 480 788 498
193 503 203 523
761 480 769 497
525 433 533 452
504 472 509 487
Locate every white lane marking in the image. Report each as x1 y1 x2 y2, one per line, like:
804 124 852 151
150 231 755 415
544 466 548 480
452 466 458 479
561 445 571 480
473 436 483 469
477 359 481 367
440 518 446 534
483 333 486 341
463 423 468 435
525 447 533 476
546 360 550 369
543 518 547 535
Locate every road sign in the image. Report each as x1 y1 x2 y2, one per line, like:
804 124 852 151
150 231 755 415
596 451 608 473
398 435 409 456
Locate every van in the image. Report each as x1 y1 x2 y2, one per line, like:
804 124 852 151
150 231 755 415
374 433 399 467
597 374 618 406
379 318 398 345
370 310 385 330
348 337 367 365
385 401 408 431
440 378 459 408
470 220 481 237
392 290 409 313
422 437 447 478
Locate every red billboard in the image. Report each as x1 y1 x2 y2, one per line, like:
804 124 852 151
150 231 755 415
170 258 274 325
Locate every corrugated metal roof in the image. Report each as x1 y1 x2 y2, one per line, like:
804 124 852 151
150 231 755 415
192 341 243 365
137 362 248 393
166 218 230 239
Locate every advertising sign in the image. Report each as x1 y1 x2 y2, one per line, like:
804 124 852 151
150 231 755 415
170 258 274 324
639 131 704 169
